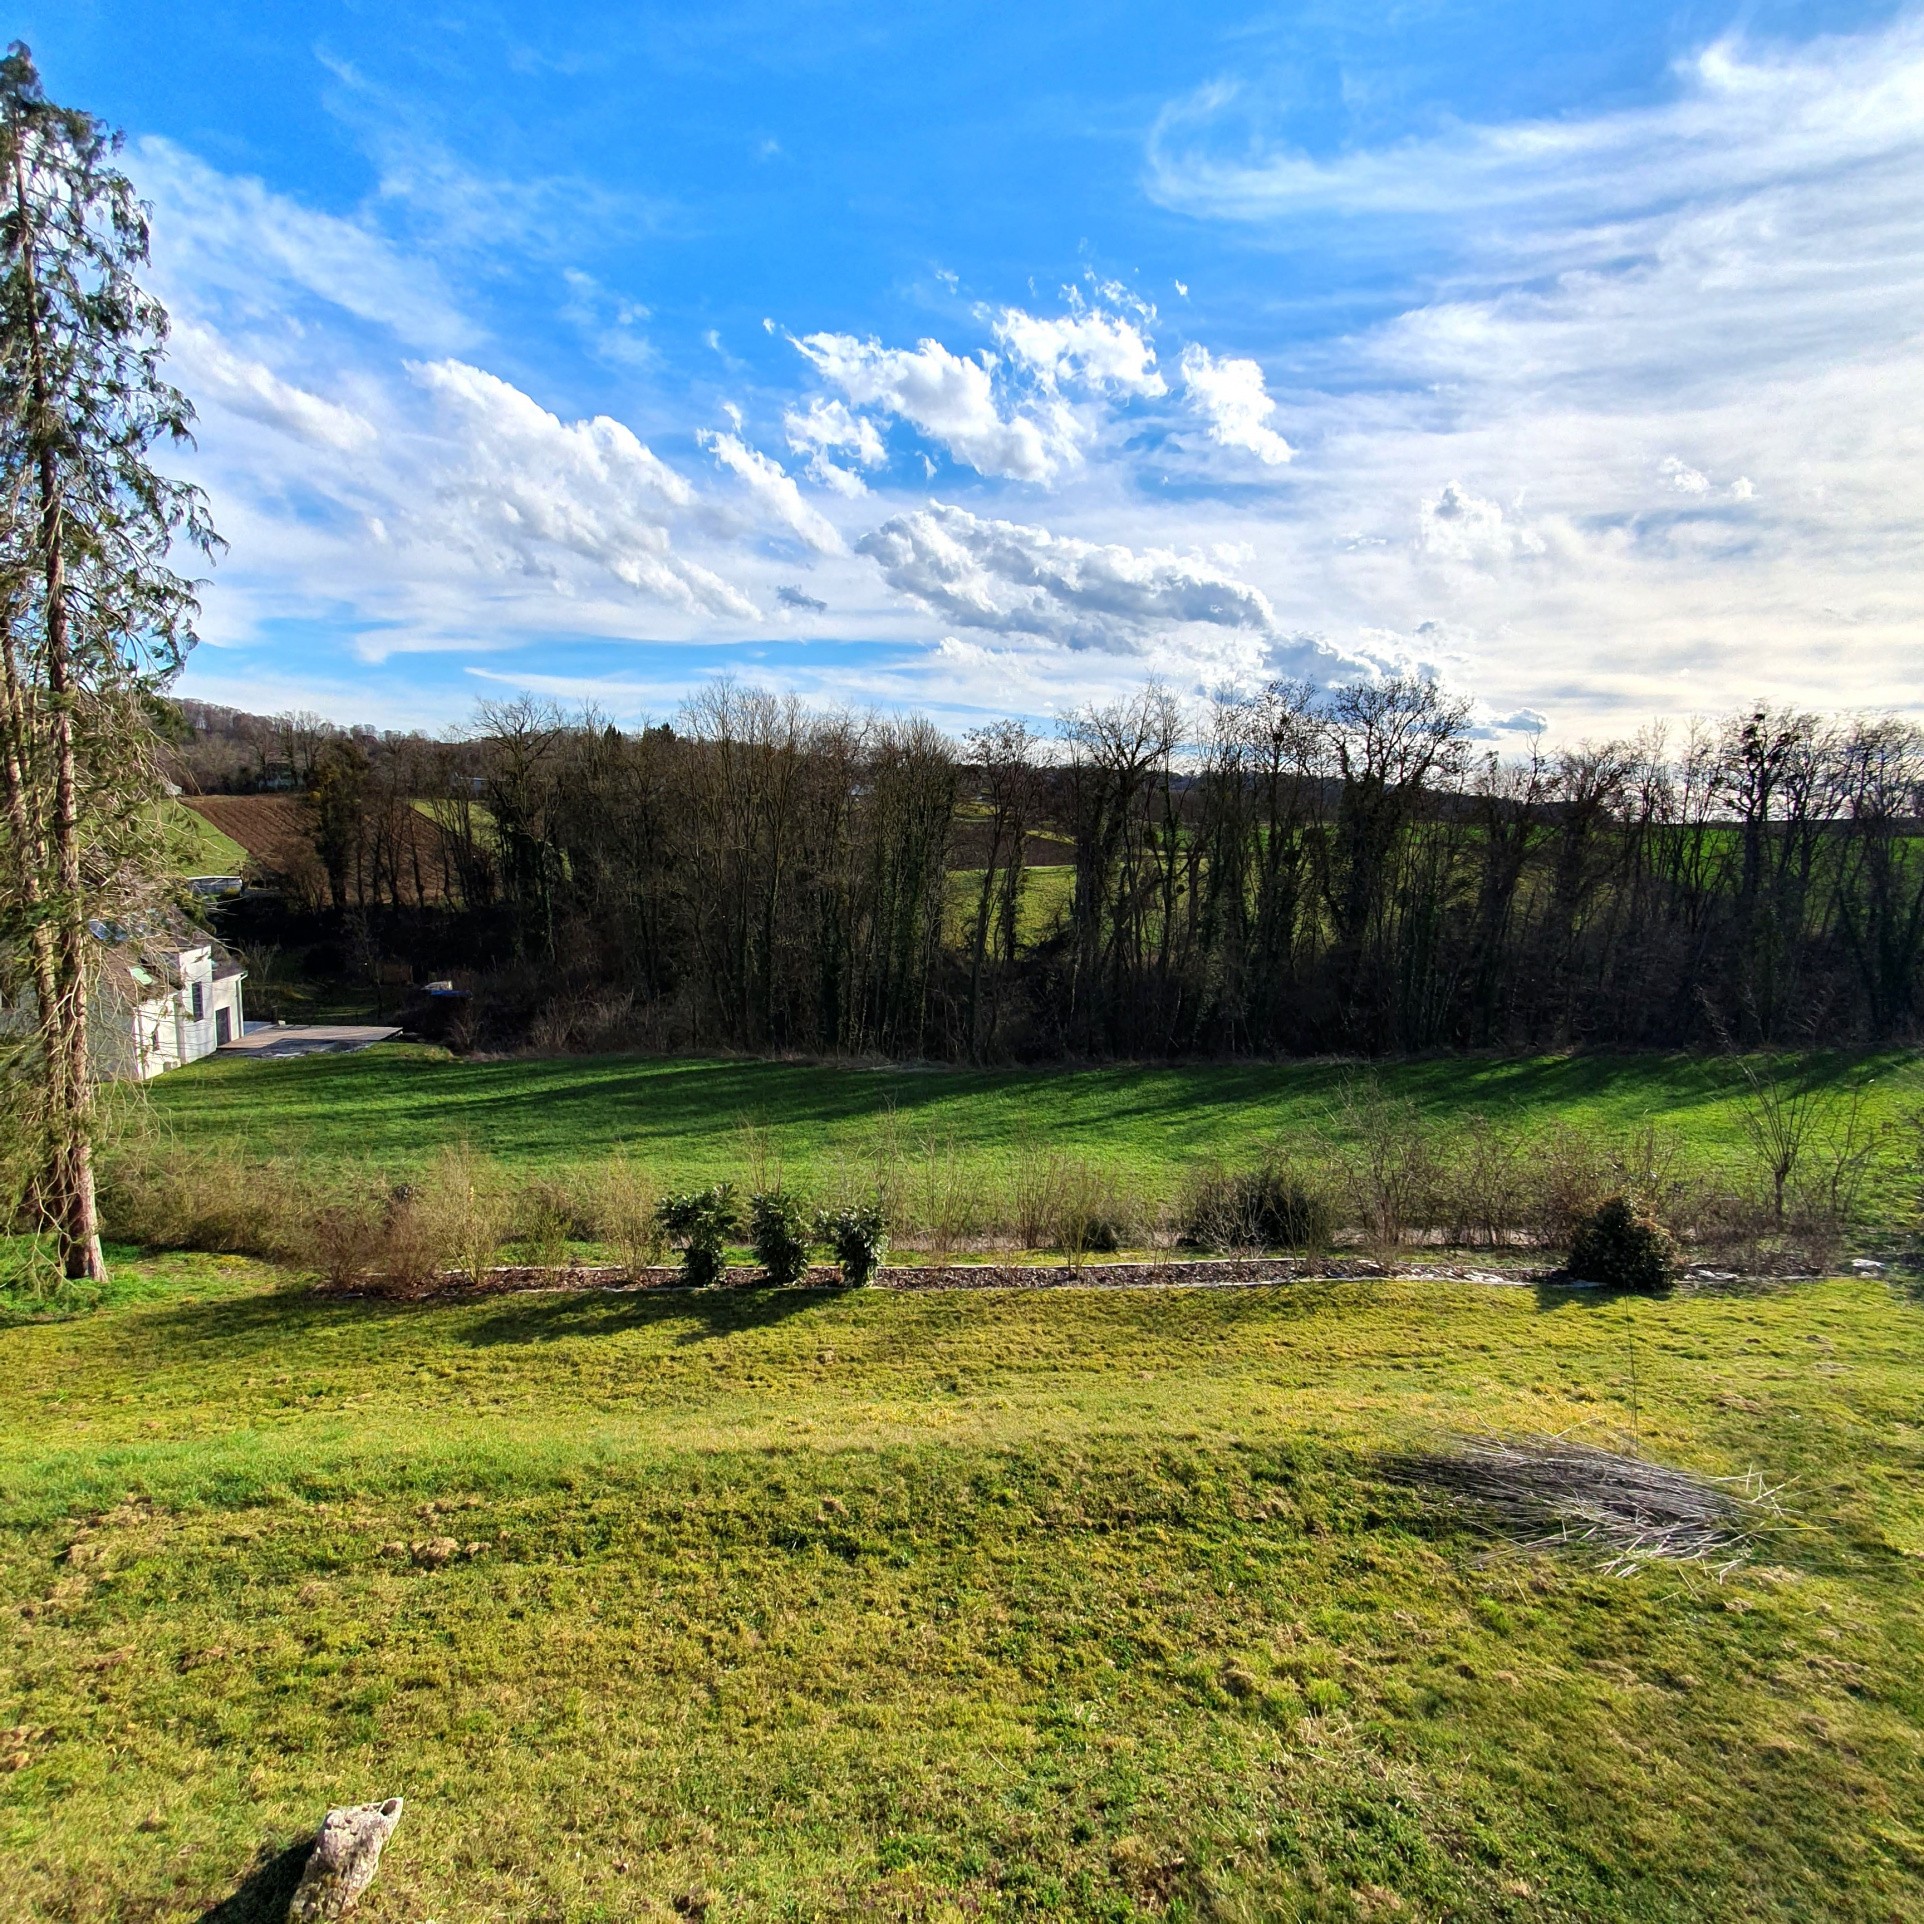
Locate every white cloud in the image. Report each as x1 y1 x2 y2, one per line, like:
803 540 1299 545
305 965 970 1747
992 306 1166 396
1178 345 1294 465
783 397 889 495
1660 456 1711 495
1147 23 1924 227
1416 482 1548 566
137 136 473 352
172 322 376 452
410 360 755 616
698 431 846 554
855 501 1275 650
793 331 1076 482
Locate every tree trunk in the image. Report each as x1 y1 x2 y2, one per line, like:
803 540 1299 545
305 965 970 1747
15 150 106 1282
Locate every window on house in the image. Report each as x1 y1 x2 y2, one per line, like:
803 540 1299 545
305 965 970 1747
190 981 204 1021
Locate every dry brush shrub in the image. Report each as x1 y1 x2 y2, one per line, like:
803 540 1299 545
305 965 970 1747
413 1143 512 1287
507 1169 604 1268
319 1145 512 1295
1332 1081 1441 1251
1053 1159 1135 1270
589 1152 663 1275
1519 1123 1617 1250
98 1144 324 1265
1005 1153 1138 1265
1010 1150 1070 1252
908 1133 978 1262
1434 1115 1530 1247
1179 1159 1332 1253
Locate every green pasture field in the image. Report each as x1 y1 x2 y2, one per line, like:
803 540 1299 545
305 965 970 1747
166 802 249 877
2 1260 1921 1921
945 865 1077 947
139 1045 1924 1223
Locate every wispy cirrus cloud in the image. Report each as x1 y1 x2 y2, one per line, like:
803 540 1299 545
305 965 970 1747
138 136 475 352
1146 21 1924 229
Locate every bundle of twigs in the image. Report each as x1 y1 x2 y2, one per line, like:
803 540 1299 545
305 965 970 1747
1389 1436 1775 1578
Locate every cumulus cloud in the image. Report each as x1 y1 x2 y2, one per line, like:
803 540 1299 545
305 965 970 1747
412 359 755 616
1179 346 1293 465
699 431 846 554
1416 483 1535 564
1660 456 1711 496
777 584 828 614
793 331 1075 482
783 396 889 494
855 501 1275 650
992 306 1165 396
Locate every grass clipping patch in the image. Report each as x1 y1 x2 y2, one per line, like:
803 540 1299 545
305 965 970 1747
1392 1437 1773 1578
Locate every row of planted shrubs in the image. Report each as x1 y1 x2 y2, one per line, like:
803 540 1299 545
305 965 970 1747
95 1145 902 1294
96 1085 1874 1290
662 1186 888 1288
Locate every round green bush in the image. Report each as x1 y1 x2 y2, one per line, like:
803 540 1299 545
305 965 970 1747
1567 1195 1675 1291
654 1183 739 1288
749 1190 813 1287
814 1200 889 1287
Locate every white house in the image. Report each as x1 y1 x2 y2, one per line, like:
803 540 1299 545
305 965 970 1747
96 931 248 1080
0 920 246 1081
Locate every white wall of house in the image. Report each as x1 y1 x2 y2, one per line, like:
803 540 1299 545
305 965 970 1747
123 945 245 1080
1 938 244 1081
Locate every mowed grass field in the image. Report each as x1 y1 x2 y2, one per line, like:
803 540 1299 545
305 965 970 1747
3 1260 1923 1921
139 1045 1924 1223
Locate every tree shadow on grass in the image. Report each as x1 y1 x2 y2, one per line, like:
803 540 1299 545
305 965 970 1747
195 1835 312 1924
457 1282 842 1349
1531 1278 1662 1312
138 1282 440 1360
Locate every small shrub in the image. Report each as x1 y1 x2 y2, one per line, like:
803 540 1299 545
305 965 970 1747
1526 1125 1615 1249
1010 1152 1068 1251
1181 1160 1331 1252
310 1195 387 1290
815 1199 889 1287
655 1184 739 1287
415 1143 511 1286
1334 1082 1439 1250
910 1134 975 1262
1567 1195 1675 1291
749 1190 814 1286
510 1173 595 1267
594 1153 663 1276
1047 1160 1137 1269
1438 1115 1529 1247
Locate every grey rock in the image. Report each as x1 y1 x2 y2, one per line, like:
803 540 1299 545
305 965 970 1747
288 1799 403 1922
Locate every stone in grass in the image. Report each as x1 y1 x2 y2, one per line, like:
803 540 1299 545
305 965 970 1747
288 1799 403 1923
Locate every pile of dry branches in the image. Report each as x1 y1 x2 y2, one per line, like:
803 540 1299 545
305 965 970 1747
1390 1436 1776 1577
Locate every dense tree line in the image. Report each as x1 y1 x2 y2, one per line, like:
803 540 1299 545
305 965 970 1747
184 680 1924 1059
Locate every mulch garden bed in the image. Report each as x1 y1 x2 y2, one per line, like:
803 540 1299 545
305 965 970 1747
329 1255 1576 1301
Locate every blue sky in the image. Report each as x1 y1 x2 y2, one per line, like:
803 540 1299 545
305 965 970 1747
22 1 1924 736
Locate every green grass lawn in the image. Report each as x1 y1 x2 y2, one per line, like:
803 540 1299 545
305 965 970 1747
139 1045 1924 1221
167 802 249 877
2 1262 1922 1920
